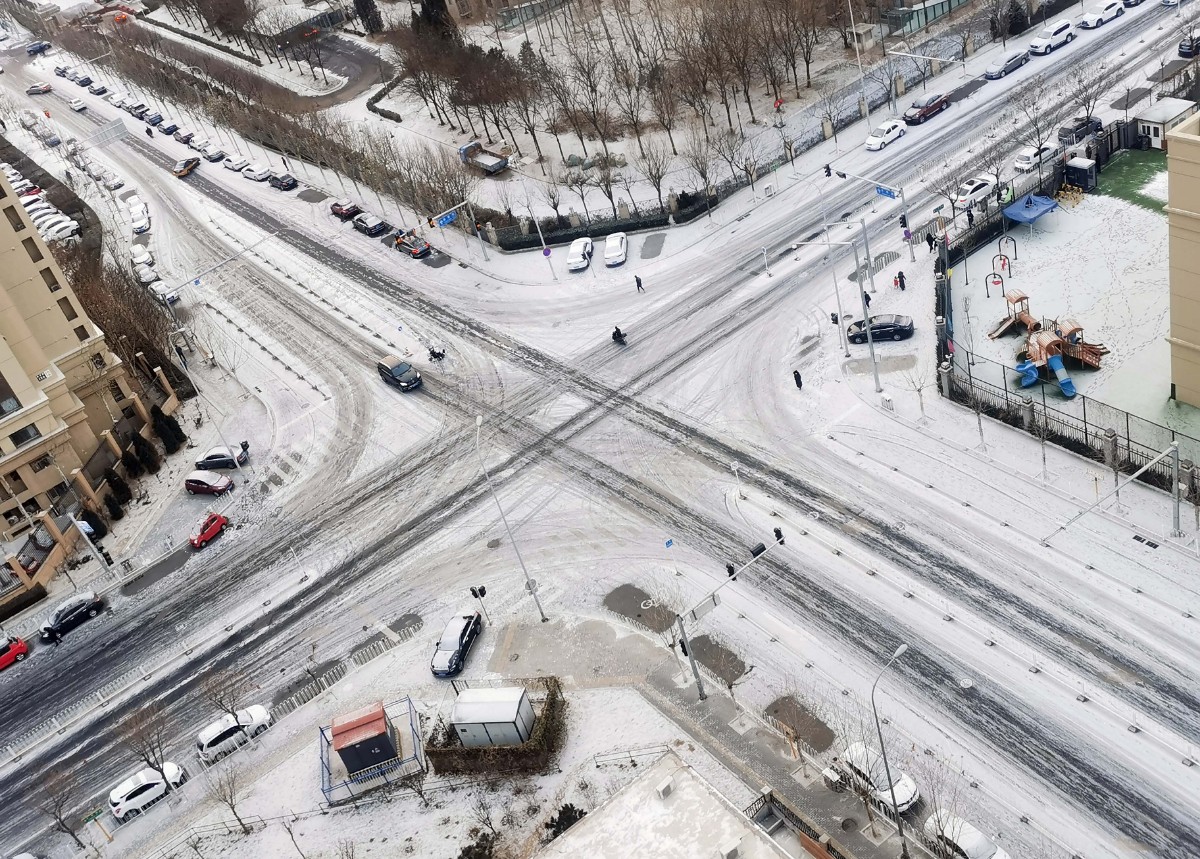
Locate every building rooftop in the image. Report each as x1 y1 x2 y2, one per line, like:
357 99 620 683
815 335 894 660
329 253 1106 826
1138 97 1195 124
451 686 527 723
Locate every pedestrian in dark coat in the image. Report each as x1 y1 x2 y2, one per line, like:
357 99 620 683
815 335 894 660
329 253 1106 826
897 271 906 291
966 207 975 228
862 291 871 309
793 370 803 390
635 275 644 293
925 232 935 253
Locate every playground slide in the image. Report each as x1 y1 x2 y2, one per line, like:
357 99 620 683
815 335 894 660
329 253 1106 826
988 317 1019 340
1047 354 1076 398
1015 360 1039 388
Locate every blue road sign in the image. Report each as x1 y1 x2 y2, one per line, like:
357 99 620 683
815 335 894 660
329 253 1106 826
665 538 674 548
437 211 458 227
875 185 897 199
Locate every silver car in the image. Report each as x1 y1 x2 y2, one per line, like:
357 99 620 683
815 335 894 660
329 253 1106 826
985 48 1029 79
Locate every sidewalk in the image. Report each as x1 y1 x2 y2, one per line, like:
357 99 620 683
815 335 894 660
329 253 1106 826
487 616 914 859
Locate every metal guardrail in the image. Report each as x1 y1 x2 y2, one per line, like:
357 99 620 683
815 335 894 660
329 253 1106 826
593 744 670 767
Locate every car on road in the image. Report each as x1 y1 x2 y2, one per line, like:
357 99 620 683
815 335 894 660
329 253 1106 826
40 591 105 642
195 705 271 762
1057 114 1103 144
144 112 163 126
1163 0 1179 7
903 92 949 124
0 635 28 671
1079 0 1123 26
984 48 1029 78
840 742 920 813
394 232 431 258
173 129 194 144
150 283 179 305
604 231 628 266
268 172 298 190
68 98 86 112
43 135 62 148
26 41 51 56
430 611 483 677
190 512 229 549
131 214 151 235
131 245 153 268
109 763 187 822
376 354 422 390
566 236 594 271
1014 142 1061 172
923 809 1012 859
1182 37 1200 58
195 444 249 470
330 198 362 220
134 264 159 285
222 155 249 172
1029 19 1074 54
954 175 995 208
1123 0 1143 6
75 75 93 87
241 163 270 182
864 119 905 150
173 157 201 177
846 314 915 344
26 82 52 95
203 147 226 163
352 212 388 236
89 83 108 95
185 470 234 496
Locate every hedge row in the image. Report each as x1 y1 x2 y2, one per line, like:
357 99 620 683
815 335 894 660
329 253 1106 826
366 74 404 123
138 15 263 67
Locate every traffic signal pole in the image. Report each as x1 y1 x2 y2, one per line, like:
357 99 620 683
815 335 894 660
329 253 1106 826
825 166 916 263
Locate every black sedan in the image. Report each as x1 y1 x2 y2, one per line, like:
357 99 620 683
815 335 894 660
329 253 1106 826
847 314 915 344
40 591 104 642
376 355 422 390
903 93 949 125
430 611 483 677
394 232 432 259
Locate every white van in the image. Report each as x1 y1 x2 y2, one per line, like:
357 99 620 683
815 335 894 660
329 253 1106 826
241 163 270 181
1029 19 1074 54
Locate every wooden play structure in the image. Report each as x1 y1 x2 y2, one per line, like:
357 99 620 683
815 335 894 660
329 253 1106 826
1014 318 1109 399
987 290 1041 340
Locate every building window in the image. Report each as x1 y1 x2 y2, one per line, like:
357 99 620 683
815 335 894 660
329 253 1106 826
30 455 51 473
41 268 60 292
57 298 78 322
4 206 24 232
9 424 42 448
21 237 43 263
0 373 20 417
74 325 89 342
109 379 126 403
91 352 106 370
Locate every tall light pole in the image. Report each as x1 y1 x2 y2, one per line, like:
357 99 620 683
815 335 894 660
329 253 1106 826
474 416 548 623
871 643 911 859
847 0 872 127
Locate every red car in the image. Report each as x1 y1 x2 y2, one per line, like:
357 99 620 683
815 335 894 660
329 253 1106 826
903 92 950 125
18 186 42 197
330 198 362 220
190 512 228 549
0 635 28 671
184 470 233 496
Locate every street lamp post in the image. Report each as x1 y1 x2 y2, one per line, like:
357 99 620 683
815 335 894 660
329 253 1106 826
846 0 872 126
871 643 912 859
474 416 548 623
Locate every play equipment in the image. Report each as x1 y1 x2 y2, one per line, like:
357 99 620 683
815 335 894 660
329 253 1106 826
1013 320 1109 399
987 290 1041 340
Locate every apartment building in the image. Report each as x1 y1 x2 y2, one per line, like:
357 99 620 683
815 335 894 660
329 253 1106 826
0 176 133 538
1166 113 1200 407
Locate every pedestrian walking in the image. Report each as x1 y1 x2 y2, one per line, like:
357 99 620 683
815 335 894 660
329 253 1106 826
50 628 63 647
897 271 906 291
966 207 975 228
925 232 935 254
793 370 803 390
635 275 644 293
862 291 871 309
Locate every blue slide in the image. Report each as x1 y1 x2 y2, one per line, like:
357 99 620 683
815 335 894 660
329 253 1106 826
1015 360 1039 388
1047 354 1076 398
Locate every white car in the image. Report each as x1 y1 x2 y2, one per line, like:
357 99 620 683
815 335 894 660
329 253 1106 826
222 156 250 172
841 742 920 813
131 245 154 267
864 119 905 151
196 704 272 763
1029 19 1074 54
202 146 225 163
566 237 594 271
923 809 1012 859
131 215 151 235
107 92 126 106
44 220 79 240
954 175 995 208
103 174 125 190
1079 0 1123 26
150 283 179 305
68 98 86 112
108 762 187 821
242 163 270 181
134 264 159 284
1014 143 1061 172
603 232 627 266
188 137 211 152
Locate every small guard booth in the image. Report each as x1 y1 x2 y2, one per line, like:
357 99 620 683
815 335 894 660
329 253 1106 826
332 702 399 775
450 687 536 748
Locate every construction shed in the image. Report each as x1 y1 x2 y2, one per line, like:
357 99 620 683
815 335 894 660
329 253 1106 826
332 702 398 774
450 687 536 748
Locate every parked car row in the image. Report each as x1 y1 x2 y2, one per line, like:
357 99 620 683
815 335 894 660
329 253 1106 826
3 163 79 243
565 232 628 271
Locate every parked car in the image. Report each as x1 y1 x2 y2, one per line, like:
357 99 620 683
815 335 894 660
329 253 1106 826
158 121 179 136
187 137 211 152
330 198 361 220
923 809 1012 859
903 92 949 124
190 512 229 549
184 470 234 496
352 212 388 236
128 195 149 217
604 231 628 266
376 354 422 390
173 129 194 144
241 163 270 182
430 611 483 677
144 112 163 126
75 75 93 87
173 157 201 177
43 135 61 148
0 635 28 671
1181 37 1200 58
394 232 431 258
1163 0 1179 7
68 98 86 112
1057 115 1103 145
846 314 915 344
103 174 125 190
45 221 80 241
109 763 187 821
222 155 249 172
194 444 249 470
268 172 298 190
566 236 594 271
66 69 81 81
25 82 52 95
39 591 105 642
129 105 149 119
131 245 154 268
26 41 51 56
195 705 270 762
1123 0 1143 6
134 264 159 285
54 65 69 77
1014 142 1062 172
203 147 226 163
89 82 108 95
1029 19 1074 54
985 48 1029 79
840 742 920 813
954 175 995 208
864 119 906 150
1079 0 1123 26
107 92 126 106
150 283 179 305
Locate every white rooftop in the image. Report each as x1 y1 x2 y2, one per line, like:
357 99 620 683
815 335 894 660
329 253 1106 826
536 751 798 858
1137 97 1196 124
450 686 527 723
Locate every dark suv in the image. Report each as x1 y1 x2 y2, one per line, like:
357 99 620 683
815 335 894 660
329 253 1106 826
846 314 915 344
269 173 298 191
376 355 422 391
1058 115 1103 145
430 612 483 677
1182 37 1199 58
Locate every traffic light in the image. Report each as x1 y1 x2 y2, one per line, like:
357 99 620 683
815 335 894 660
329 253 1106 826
823 164 831 177
726 563 737 581
679 639 689 657
899 214 908 229
471 585 486 599
774 527 784 545
427 217 435 228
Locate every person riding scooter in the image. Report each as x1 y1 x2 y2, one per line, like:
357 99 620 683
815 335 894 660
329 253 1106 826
145 127 153 139
612 326 626 345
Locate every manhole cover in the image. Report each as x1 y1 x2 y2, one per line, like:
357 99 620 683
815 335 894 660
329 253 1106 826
841 818 858 833
487 538 502 549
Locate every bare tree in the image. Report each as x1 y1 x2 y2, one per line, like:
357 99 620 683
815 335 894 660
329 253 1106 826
681 129 716 220
710 127 744 183
207 765 252 834
33 767 87 849
472 792 500 838
1007 74 1062 186
921 159 968 220
634 139 675 213
739 133 768 194
563 170 595 224
336 840 357 859
541 176 565 227
117 701 178 793
282 820 307 859
1065 61 1115 124
200 668 254 725
901 363 934 421
816 87 844 146
983 0 1014 46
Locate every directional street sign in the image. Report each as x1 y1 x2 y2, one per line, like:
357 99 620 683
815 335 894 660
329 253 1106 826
875 185 897 199
82 807 104 823
665 538 674 549
436 211 458 227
